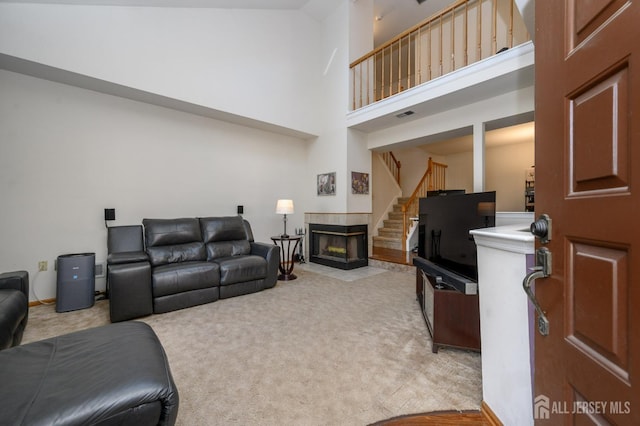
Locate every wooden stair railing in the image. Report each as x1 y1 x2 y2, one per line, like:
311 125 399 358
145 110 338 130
350 0 532 110
400 157 448 249
381 152 401 186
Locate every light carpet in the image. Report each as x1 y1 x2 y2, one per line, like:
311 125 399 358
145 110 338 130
23 267 482 425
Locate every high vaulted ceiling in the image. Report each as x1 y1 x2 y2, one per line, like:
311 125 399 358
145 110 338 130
0 0 311 7
0 0 343 21
0 0 450 45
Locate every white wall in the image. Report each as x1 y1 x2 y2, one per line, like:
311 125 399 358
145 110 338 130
349 0 374 62
444 151 475 193
305 1 374 214
0 3 323 136
393 147 432 196
0 70 309 301
486 140 535 211
371 153 402 238
347 128 372 213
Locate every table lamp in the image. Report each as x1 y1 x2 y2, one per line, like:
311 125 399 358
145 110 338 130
276 199 294 238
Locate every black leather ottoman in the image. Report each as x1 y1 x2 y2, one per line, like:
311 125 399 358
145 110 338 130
0 321 179 425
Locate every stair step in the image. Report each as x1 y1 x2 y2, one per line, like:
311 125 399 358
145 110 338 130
373 236 403 250
383 219 403 229
378 228 402 238
388 211 404 221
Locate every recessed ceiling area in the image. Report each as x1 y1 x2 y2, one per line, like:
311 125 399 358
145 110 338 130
420 121 535 156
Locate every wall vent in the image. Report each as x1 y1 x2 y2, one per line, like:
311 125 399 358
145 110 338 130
396 110 415 118
95 262 105 278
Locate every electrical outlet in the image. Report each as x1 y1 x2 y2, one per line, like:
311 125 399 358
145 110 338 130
38 261 48 271
104 208 116 221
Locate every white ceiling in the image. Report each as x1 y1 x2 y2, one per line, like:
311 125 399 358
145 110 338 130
0 0 343 21
0 0 310 7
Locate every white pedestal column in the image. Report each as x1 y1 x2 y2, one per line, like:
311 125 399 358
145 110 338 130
471 224 535 425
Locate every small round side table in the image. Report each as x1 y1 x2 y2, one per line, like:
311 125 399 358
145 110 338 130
271 235 303 281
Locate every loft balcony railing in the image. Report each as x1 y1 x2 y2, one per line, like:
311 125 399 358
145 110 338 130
350 0 531 110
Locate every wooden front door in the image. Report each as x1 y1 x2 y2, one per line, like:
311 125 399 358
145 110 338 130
534 0 639 423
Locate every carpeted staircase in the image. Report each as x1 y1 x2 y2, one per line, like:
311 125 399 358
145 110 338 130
373 197 410 251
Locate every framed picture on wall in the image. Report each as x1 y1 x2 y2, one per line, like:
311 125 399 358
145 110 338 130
317 172 336 196
351 172 369 195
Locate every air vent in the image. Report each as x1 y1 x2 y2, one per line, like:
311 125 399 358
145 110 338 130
396 110 415 118
95 262 105 278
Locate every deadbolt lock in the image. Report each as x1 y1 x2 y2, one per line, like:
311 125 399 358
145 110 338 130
530 214 552 244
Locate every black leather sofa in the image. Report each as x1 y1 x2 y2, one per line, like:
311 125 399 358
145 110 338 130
108 216 279 322
0 321 179 425
0 271 29 350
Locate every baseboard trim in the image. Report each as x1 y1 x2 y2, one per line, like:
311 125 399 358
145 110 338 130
29 291 106 308
481 401 503 426
29 298 56 307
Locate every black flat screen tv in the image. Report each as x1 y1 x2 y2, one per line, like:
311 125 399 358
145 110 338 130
418 191 496 282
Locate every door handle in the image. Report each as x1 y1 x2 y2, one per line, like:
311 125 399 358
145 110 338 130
523 247 552 336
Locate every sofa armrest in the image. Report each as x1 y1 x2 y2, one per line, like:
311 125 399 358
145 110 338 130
250 242 280 288
108 262 153 322
0 271 29 298
107 251 149 265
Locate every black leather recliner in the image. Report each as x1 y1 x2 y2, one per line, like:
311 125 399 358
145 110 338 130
200 216 278 299
144 218 220 314
107 225 153 322
0 271 29 350
108 216 279 322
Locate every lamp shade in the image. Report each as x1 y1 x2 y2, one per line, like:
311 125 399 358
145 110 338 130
276 199 294 215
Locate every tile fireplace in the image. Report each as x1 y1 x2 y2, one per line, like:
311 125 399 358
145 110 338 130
308 223 368 270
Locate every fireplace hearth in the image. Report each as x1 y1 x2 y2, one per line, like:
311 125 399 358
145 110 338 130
308 223 368 270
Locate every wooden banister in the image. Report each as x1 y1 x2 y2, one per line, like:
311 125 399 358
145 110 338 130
400 157 448 249
381 151 401 186
350 0 531 109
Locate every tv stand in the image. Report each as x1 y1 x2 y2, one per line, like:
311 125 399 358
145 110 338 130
414 257 481 353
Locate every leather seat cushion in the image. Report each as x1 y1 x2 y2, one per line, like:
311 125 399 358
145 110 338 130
215 255 267 286
152 261 219 298
0 322 179 425
0 289 27 350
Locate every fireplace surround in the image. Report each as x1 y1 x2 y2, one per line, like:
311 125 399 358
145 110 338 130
308 224 368 270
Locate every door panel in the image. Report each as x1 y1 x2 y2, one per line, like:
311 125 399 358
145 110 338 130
570 68 628 194
535 0 639 423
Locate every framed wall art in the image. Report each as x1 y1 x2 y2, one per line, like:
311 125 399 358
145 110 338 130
317 172 336 196
351 172 369 195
